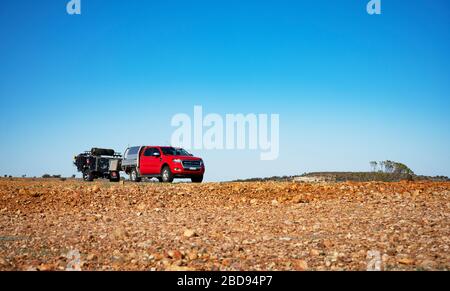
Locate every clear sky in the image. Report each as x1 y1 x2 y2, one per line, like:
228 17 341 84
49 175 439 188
0 0 449 181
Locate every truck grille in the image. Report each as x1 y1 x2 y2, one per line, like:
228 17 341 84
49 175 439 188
182 160 201 169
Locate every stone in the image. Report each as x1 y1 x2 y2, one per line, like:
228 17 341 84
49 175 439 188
166 265 195 271
294 260 308 271
398 258 415 265
183 229 197 238
322 239 334 249
167 250 183 260
186 250 198 261
419 260 436 269
86 253 97 261
112 227 129 239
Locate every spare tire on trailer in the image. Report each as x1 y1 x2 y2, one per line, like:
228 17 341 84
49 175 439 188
91 148 115 156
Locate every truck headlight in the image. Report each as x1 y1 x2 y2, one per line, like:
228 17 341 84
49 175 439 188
173 159 182 163
199 160 204 166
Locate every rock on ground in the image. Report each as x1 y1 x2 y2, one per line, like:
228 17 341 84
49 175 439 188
0 178 449 271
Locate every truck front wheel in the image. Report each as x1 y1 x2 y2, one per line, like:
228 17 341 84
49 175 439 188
161 166 174 183
191 175 203 183
130 169 141 182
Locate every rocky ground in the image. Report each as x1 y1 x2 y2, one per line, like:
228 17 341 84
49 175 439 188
0 178 449 271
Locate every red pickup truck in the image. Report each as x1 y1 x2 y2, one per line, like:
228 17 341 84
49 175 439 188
121 146 205 183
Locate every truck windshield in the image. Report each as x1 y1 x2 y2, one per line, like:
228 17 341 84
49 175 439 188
161 147 191 156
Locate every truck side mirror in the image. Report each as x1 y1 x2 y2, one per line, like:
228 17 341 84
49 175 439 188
153 152 161 157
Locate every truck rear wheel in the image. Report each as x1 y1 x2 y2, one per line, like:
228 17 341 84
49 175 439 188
191 175 203 183
130 169 141 182
161 166 174 183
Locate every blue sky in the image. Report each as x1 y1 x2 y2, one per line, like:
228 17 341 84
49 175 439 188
0 0 449 181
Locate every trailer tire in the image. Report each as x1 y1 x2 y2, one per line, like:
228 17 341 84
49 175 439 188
109 172 120 182
83 170 94 182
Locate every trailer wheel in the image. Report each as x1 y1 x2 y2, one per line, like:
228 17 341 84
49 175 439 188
130 168 141 182
83 170 94 182
109 172 120 182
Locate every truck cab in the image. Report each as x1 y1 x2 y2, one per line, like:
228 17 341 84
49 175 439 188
122 146 205 183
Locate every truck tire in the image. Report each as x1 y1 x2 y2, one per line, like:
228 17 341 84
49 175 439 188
161 166 174 183
109 172 120 182
83 170 94 182
130 168 141 182
191 175 203 183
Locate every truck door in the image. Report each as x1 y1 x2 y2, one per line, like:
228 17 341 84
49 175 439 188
140 147 162 175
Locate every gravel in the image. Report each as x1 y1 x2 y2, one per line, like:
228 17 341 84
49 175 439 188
0 178 449 271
